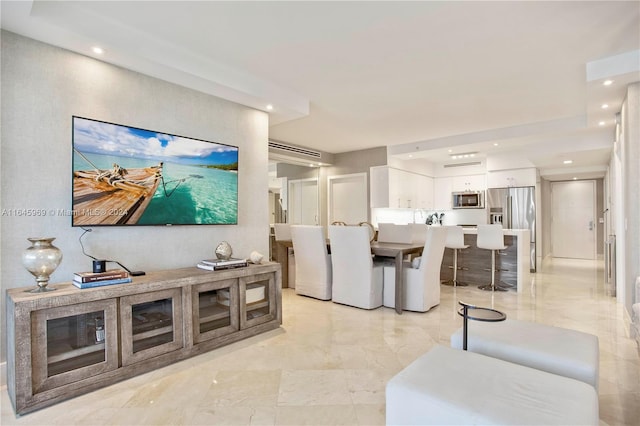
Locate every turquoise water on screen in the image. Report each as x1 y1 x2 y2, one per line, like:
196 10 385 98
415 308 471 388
73 153 238 225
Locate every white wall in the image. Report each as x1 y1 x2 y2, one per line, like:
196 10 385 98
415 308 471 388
621 83 640 314
431 161 486 178
610 135 624 298
607 82 640 315
0 32 270 362
485 152 536 171
386 157 435 176
320 147 388 227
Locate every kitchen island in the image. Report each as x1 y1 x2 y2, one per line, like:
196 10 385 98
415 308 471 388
440 228 531 293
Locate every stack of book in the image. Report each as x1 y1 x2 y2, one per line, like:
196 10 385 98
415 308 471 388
73 269 132 289
197 257 248 271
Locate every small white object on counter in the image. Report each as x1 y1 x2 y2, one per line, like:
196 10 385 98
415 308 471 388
249 251 264 264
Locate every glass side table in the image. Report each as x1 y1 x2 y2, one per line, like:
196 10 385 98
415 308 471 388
457 300 506 350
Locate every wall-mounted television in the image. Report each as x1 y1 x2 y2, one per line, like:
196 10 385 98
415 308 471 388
72 116 238 226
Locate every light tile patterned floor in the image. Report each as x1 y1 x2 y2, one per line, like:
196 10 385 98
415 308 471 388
2 257 638 425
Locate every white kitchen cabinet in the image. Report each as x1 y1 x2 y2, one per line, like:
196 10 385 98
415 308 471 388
433 177 452 210
452 174 486 192
371 166 405 208
370 166 391 208
417 175 434 210
370 166 433 209
388 167 407 208
487 168 536 188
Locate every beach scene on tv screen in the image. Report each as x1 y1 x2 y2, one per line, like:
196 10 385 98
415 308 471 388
72 117 238 226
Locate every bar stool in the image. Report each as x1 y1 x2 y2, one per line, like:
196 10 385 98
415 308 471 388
477 224 507 292
442 226 468 287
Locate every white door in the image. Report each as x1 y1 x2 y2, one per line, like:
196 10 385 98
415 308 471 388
288 178 318 225
551 180 596 259
328 173 368 225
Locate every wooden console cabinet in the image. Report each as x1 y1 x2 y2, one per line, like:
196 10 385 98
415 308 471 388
5 263 281 415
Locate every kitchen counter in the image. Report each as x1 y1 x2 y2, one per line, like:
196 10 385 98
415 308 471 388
440 228 531 293
458 227 528 237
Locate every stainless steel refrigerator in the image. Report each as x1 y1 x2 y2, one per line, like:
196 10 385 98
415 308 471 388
486 186 536 272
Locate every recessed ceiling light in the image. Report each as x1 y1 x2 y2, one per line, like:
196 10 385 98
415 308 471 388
408 154 413 158
92 46 104 55
601 104 609 109
448 149 452 153
603 80 613 86
266 104 274 111
563 160 573 164
493 143 499 146
450 151 477 159
598 121 606 126
573 177 578 180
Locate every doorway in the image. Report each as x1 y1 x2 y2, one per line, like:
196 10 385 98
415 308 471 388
288 178 318 225
327 173 368 225
550 180 596 259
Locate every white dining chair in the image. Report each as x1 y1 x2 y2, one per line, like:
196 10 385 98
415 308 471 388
477 224 507 292
290 225 332 300
377 223 413 244
383 226 447 312
273 223 292 241
329 225 384 309
411 223 429 244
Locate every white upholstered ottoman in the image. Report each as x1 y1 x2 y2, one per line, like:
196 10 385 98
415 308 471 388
450 318 599 389
386 345 599 425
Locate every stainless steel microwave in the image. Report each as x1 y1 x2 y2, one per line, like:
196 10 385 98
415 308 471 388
452 191 485 209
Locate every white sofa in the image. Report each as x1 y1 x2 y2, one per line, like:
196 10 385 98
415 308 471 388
450 318 599 389
386 345 599 425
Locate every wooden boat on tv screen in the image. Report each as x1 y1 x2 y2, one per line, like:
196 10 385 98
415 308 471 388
72 162 163 225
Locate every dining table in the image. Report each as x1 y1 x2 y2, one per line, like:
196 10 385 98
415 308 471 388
370 241 425 314
274 239 424 314
273 239 295 289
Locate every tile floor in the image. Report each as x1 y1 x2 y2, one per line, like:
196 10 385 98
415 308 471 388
1 257 638 425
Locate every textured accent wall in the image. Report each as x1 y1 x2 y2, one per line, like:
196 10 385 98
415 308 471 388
0 31 269 362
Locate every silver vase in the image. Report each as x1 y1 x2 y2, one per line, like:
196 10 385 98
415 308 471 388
22 237 63 293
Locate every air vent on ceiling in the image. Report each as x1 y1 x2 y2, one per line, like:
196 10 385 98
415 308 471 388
268 140 322 159
443 161 482 168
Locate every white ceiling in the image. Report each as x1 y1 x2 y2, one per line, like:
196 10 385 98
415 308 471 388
2 1 639 179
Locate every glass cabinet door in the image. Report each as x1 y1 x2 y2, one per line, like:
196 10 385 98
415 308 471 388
192 278 239 343
31 299 118 393
120 288 183 366
239 273 276 329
